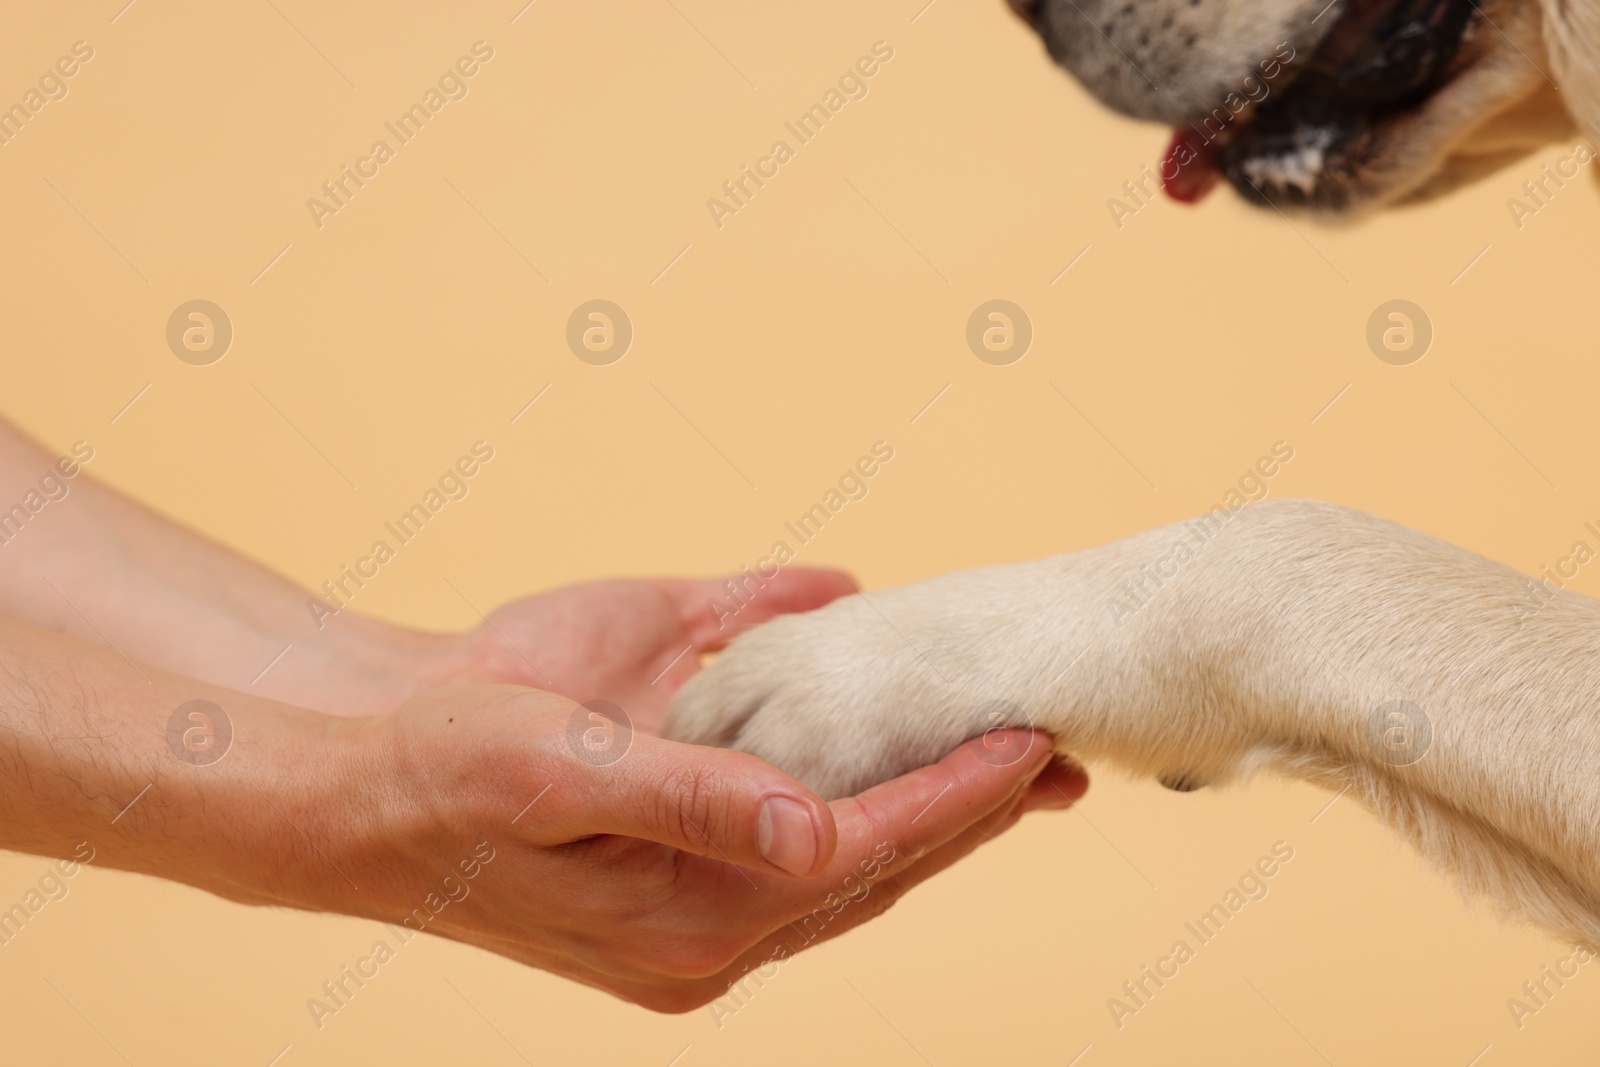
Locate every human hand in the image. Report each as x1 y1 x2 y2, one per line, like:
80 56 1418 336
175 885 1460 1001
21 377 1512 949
424 567 860 730
331 685 1086 1011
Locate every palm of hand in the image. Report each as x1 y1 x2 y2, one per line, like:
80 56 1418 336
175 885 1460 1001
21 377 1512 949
440 570 857 734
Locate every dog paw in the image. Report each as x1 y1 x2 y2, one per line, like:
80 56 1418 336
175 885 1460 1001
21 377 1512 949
664 578 1055 800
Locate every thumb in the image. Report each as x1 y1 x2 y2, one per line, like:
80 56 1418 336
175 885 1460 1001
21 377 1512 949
566 734 838 878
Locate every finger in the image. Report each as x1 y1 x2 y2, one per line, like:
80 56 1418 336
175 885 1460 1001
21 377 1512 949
861 754 1086 903
699 760 1050 989
652 568 859 651
1019 756 1089 812
836 728 1054 859
706 729 1050 930
567 732 1051 1000
544 732 838 878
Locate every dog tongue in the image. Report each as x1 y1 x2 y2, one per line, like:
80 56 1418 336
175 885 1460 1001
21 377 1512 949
1160 128 1218 203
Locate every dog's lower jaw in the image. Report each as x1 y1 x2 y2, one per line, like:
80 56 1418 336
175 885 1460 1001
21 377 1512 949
666 498 1600 947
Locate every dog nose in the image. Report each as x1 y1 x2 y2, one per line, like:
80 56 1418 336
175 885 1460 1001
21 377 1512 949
1006 0 1039 22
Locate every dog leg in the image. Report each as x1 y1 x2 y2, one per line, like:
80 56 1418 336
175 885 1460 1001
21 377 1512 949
666 498 1600 944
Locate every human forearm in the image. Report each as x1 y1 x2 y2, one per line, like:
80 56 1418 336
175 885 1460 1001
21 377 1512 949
0 418 474 714
0 615 382 910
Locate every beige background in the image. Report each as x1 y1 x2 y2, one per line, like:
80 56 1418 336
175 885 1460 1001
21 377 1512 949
2 0 1597 1063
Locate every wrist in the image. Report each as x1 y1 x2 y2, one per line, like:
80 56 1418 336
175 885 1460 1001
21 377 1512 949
170 706 392 915
317 611 478 690
309 686 567 924
239 612 486 717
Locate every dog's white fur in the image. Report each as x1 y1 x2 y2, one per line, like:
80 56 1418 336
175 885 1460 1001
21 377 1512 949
666 500 1600 946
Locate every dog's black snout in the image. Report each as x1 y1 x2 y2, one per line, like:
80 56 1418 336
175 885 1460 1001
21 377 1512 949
1006 0 1040 23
